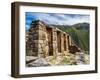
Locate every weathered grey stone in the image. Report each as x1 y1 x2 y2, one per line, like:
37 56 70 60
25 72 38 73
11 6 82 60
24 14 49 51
33 40 38 43
27 58 51 67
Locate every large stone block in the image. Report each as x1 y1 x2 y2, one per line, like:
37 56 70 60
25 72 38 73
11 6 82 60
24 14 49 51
38 40 44 43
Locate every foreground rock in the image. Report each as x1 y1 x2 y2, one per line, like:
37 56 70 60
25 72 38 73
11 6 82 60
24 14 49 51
75 52 89 65
27 58 51 67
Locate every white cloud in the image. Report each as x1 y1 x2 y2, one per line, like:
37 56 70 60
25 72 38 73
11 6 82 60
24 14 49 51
26 12 90 25
26 25 30 30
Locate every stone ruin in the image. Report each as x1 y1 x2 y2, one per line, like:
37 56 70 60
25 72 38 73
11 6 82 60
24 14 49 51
26 20 81 58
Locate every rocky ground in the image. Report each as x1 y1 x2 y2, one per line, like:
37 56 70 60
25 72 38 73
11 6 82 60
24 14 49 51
26 52 90 67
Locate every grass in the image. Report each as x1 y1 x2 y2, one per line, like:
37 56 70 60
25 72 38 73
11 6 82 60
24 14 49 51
46 52 77 65
46 51 90 66
66 27 89 51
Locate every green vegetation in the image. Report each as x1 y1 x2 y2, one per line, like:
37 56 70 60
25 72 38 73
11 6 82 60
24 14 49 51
66 27 89 51
46 52 77 65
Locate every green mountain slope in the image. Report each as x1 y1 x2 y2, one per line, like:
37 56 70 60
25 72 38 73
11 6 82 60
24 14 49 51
65 27 89 51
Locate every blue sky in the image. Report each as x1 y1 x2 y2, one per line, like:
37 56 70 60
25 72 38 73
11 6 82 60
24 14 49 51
25 12 90 30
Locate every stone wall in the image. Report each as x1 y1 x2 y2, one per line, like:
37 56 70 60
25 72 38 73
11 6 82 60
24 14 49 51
38 21 49 58
26 21 39 56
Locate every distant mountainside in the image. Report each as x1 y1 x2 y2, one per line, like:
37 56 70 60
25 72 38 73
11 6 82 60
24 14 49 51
71 23 89 30
51 23 89 31
51 23 89 51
